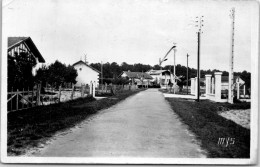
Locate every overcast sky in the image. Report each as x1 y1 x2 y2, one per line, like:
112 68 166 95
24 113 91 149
3 0 256 72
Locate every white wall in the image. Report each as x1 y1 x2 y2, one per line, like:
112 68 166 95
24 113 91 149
73 63 99 87
150 73 171 84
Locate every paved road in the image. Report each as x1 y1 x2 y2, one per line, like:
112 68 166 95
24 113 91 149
32 89 206 157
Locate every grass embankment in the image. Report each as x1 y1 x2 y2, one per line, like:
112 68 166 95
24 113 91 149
8 89 144 156
165 97 250 158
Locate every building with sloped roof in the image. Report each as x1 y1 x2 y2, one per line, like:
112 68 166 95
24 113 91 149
221 76 245 90
118 71 153 87
72 60 100 87
8 37 45 63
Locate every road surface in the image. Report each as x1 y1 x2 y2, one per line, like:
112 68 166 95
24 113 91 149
32 89 207 157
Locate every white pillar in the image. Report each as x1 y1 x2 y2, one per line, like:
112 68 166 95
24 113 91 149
214 72 223 102
89 81 92 95
195 77 198 97
191 78 195 95
237 82 240 99
93 81 96 98
212 77 215 94
205 74 212 97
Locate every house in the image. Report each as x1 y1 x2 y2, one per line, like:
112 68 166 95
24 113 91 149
72 60 100 87
146 69 179 87
8 37 45 65
118 71 153 87
146 69 171 85
7 37 46 90
221 76 245 90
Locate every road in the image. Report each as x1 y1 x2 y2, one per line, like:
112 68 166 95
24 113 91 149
32 89 207 157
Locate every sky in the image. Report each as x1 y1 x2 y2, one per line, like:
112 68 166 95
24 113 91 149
3 0 256 72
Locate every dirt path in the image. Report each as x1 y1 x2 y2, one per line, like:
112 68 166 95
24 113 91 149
31 89 207 157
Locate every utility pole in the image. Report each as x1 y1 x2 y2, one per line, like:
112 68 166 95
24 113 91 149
195 16 204 102
173 48 177 94
228 8 235 104
187 54 189 94
101 61 103 85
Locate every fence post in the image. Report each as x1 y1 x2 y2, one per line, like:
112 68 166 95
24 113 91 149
10 87 13 111
37 83 41 106
27 87 29 108
205 74 212 98
243 85 246 98
90 81 93 96
237 82 240 99
32 87 35 107
81 84 83 97
71 84 75 100
214 72 222 102
93 81 96 98
58 85 62 103
16 89 19 111
22 88 24 109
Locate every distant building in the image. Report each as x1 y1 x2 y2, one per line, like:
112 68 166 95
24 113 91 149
118 71 153 87
72 60 100 87
221 76 245 90
8 37 45 74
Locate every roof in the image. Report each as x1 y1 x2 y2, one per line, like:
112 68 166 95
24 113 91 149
221 76 243 83
119 71 153 79
146 69 169 75
72 60 101 73
8 37 45 63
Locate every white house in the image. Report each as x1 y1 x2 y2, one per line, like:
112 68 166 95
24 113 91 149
221 76 245 90
72 60 100 87
118 71 153 86
146 70 171 85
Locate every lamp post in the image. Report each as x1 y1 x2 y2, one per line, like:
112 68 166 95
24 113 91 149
159 43 176 87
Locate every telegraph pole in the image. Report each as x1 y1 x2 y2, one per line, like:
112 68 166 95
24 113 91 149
195 16 204 102
101 61 103 85
173 48 176 83
187 54 189 94
228 8 235 104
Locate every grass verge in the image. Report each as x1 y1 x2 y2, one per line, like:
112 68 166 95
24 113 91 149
7 89 144 156
165 97 250 158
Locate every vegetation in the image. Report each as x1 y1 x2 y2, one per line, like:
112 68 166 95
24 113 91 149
165 97 250 158
7 89 144 156
8 52 37 91
90 62 251 88
35 60 78 88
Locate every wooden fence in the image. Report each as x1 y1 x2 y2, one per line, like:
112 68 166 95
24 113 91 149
7 83 138 112
95 84 137 95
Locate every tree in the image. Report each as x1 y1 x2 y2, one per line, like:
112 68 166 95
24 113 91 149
36 60 78 88
8 51 37 91
65 65 78 84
